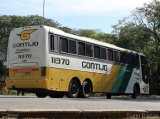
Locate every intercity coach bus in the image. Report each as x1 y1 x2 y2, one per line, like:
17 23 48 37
6 25 149 98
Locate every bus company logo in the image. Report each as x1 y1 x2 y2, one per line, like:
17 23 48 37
17 29 37 41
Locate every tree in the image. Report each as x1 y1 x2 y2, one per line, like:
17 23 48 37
59 27 77 34
76 29 98 38
76 29 114 43
0 15 60 62
113 0 160 94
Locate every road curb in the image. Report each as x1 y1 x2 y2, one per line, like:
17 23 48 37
0 110 160 118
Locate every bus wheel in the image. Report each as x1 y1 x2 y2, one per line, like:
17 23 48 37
132 84 140 99
80 81 92 98
49 92 65 98
106 93 111 99
35 92 47 98
67 80 80 98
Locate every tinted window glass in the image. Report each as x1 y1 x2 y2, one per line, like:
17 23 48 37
94 46 100 59
60 37 68 53
124 53 129 64
141 56 147 65
135 55 140 68
130 54 135 66
120 52 125 63
101 47 106 60
108 49 113 61
50 35 54 51
69 40 76 54
86 44 93 57
114 51 120 62
78 42 85 56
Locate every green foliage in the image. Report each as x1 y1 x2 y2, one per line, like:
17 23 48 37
59 27 77 34
0 87 17 95
0 61 6 81
0 15 60 62
2 1 160 94
113 0 160 72
112 0 160 94
0 15 113 63
77 29 98 38
76 29 114 43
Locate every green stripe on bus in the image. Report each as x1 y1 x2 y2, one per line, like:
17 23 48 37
111 65 126 93
118 66 133 93
111 65 133 93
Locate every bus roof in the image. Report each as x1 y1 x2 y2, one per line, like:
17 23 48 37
12 25 144 55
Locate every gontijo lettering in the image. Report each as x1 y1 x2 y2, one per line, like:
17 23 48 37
82 61 108 71
13 41 38 48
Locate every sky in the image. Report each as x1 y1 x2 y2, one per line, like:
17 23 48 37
0 0 153 33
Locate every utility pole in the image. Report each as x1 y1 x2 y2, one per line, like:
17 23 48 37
43 0 45 24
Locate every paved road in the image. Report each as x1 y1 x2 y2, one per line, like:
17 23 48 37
0 95 160 111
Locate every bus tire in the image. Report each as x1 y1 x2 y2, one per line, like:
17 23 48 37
80 80 92 98
66 79 80 98
49 92 65 98
35 92 47 98
132 84 140 99
106 93 111 99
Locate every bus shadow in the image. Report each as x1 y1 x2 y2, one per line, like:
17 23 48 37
110 96 160 102
0 95 37 98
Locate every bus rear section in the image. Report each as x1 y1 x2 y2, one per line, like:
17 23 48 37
6 26 48 93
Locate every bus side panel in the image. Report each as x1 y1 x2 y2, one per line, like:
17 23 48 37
6 67 48 89
47 63 149 94
47 64 121 93
47 67 95 92
111 65 133 93
94 64 120 92
125 68 149 94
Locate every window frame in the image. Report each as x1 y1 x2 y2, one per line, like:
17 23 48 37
100 47 107 60
113 50 120 63
49 34 59 52
108 49 113 61
48 34 142 68
129 53 135 66
135 54 140 68
68 39 77 55
78 41 86 56
59 36 69 53
94 45 100 59
85 43 93 58
120 52 125 64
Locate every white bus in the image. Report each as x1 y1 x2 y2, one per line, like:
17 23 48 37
6 25 149 98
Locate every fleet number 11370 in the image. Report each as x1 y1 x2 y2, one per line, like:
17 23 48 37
51 57 70 65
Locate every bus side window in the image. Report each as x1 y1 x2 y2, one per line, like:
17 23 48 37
78 42 85 56
130 54 135 66
50 35 54 51
140 55 149 83
135 55 140 68
86 44 93 57
114 51 120 62
141 56 147 65
125 53 129 64
94 46 100 59
120 52 125 64
108 49 113 61
60 37 68 53
100 47 106 60
69 40 76 54
50 35 58 52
